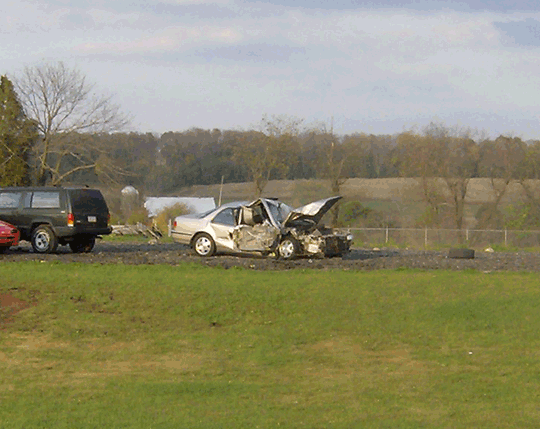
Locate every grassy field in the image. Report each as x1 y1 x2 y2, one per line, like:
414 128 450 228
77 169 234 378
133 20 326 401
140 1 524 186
2 262 540 428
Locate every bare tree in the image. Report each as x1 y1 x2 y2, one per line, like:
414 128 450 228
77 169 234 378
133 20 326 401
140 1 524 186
311 120 347 226
396 131 446 226
427 123 478 234
397 123 479 235
476 136 526 228
15 62 130 185
233 114 303 197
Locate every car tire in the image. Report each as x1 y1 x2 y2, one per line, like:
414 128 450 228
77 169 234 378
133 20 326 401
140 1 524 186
69 236 96 253
31 225 58 254
448 248 475 259
278 237 299 260
193 233 216 257
0 246 8 254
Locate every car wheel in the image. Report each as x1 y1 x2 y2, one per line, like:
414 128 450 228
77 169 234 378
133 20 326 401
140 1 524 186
193 233 216 257
31 225 58 254
278 237 299 260
69 236 96 253
0 246 8 254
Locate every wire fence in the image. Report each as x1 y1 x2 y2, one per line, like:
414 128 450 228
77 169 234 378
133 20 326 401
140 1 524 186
349 227 540 249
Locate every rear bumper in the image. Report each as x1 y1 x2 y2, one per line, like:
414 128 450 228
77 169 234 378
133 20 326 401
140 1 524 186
56 226 112 238
171 230 191 245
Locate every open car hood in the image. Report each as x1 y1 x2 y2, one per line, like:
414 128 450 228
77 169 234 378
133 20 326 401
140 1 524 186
283 196 342 227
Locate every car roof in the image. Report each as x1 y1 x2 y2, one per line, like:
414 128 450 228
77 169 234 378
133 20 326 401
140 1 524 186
216 201 250 209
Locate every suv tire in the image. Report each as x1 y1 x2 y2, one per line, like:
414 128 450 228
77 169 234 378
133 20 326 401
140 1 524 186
69 236 96 253
31 225 59 254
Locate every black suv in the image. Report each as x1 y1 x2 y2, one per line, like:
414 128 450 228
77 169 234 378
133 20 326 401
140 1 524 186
0 186 112 253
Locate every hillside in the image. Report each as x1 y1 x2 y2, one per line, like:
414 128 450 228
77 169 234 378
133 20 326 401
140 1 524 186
171 178 530 206
166 178 535 229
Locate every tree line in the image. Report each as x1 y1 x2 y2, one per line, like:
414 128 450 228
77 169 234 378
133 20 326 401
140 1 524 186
3 62 540 230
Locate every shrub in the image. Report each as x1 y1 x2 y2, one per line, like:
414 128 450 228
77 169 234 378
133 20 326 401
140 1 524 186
153 203 191 234
338 201 372 226
127 207 149 225
109 213 122 225
337 201 396 228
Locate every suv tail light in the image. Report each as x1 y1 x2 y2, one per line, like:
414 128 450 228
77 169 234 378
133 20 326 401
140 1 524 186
67 213 75 227
173 221 177 228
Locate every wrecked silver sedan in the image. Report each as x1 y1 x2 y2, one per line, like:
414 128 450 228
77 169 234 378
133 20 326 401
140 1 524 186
171 196 353 259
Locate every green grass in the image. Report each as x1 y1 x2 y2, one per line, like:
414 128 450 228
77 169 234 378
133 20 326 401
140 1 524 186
2 262 540 428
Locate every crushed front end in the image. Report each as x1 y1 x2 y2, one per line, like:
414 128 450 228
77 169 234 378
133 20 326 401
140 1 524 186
288 226 353 258
281 196 353 258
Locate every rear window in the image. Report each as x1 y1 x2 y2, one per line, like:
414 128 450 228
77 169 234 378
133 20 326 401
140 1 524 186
69 189 109 213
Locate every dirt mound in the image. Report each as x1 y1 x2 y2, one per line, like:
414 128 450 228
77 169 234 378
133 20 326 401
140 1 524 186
0 293 30 325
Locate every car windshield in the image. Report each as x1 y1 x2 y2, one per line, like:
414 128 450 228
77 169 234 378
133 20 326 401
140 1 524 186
266 201 292 224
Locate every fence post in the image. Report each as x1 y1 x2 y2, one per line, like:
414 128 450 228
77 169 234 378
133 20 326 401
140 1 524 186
425 227 428 248
466 229 469 242
505 229 508 247
386 226 389 244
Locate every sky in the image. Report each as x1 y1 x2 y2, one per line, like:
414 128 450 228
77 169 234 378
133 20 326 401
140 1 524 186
3 0 540 139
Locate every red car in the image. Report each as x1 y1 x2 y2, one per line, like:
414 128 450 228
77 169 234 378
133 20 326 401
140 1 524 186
0 220 20 252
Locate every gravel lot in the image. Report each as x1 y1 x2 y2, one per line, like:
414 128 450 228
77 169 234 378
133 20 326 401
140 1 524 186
2 240 540 272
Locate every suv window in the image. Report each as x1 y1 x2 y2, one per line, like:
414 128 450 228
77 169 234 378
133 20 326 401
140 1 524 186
30 192 61 209
69 189 108 213
0 192 22 208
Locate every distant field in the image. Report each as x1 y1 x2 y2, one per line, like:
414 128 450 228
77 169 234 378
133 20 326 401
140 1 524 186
2 262 540 428
170 178 534 228
174 178 530 205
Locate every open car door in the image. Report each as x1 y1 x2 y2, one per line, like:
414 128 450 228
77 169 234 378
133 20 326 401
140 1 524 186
232 202 279 252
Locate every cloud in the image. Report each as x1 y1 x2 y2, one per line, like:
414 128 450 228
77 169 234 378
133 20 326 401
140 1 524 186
238 0 540 13
1 2 72 32
5 0 540 139
156 0 232 4
284 11 499 49
190 43 306 63
75 26 242 55
494 18 540 46
147 0 241 20
85 9 143 27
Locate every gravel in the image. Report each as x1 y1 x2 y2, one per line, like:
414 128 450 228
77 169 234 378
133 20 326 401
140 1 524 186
2 240 540 272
